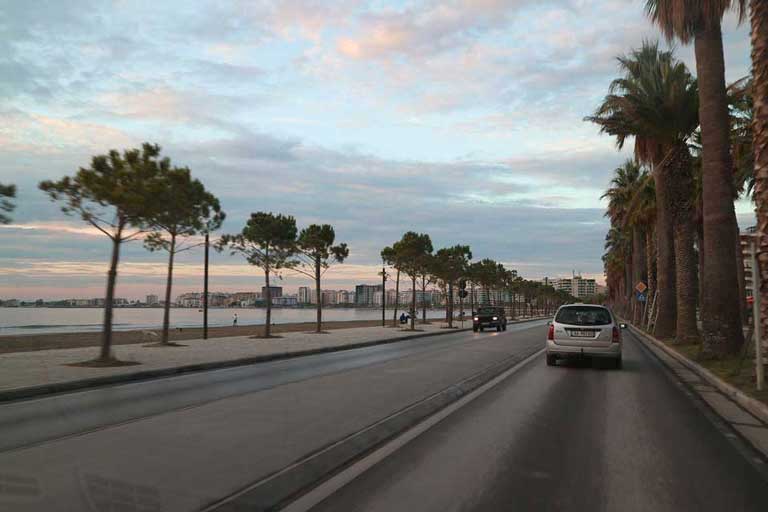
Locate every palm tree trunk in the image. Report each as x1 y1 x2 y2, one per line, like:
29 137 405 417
99 225 123 361
653 160 677 338
421 276 427 323
694 23 745 357
447 282 454 328
632 229 647 324
753 0 768 343
669 145 699 343
735 221 747 326
161 234 176 345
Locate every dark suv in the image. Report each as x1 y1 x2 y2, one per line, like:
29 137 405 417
473 306 507 332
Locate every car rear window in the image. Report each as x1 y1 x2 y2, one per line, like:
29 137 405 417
555 306 612 326
477 307 498 314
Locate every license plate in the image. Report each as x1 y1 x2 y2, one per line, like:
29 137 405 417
571 330 593 338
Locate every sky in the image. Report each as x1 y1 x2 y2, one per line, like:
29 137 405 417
0 0 756 300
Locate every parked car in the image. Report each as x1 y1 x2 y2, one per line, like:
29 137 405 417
546 303 624 369
472 306 507 332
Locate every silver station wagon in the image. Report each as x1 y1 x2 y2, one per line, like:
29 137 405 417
546 304 624 369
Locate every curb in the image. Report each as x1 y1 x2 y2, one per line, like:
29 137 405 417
0 317 547 403
204 346 544 512
628 324 768 425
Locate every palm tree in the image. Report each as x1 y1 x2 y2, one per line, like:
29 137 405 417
750 1 768 338
587 42 700 342
603 160 652 324
645 1 746 355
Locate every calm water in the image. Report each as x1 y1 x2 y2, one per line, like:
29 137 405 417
0 307 446 336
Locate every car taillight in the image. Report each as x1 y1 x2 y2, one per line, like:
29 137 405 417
612 326 620 343
547 324 554 340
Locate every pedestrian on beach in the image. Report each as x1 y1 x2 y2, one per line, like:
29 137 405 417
233 313 238 327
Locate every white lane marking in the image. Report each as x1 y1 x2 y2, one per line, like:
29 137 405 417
281 347 546 512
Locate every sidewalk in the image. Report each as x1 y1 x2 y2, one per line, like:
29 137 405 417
0 322 464 397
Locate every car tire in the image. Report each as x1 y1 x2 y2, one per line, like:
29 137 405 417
503 323 507 331
480 326 484 332
473 326 478 332
615 356 622 370
546 354 557 366
496 325 502 332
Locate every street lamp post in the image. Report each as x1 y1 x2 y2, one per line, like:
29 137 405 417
203 232 209 340
379 265 388 327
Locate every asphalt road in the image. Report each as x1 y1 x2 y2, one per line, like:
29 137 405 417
310 330 768 512
0 321 539 452
0 321 546 511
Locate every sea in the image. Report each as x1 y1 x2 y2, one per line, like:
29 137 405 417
0 307 446 336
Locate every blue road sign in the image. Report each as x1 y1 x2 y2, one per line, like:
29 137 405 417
636 291 647 302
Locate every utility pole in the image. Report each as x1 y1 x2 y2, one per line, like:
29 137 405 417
379 265 388 327
203 232 209 340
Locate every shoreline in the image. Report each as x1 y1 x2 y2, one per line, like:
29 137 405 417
0 319 427 354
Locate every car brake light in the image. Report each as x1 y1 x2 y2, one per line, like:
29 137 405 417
547 324 554 340
612 326 620 343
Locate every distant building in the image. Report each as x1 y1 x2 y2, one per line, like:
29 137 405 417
272 296 298 306
262 286 282 299
355 284 383 306
336 290 352 304
230 292 258 307
146 294 159 305
321 289 338 305
541 275 596 299
298 286 311 304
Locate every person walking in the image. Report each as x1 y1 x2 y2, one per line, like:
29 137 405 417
233 313 238 327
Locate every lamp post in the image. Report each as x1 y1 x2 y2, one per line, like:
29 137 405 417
379 265 389 327
203 232 209 340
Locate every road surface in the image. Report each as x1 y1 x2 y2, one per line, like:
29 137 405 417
309 329 768 512
0 321 767 511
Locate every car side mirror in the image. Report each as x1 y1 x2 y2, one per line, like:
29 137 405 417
619 323 627 329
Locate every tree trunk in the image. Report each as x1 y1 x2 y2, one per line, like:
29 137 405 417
421 275 427 323
753 0 768 344
694 24 745 357
99 225 123 361
315 257 322 333
697 222 705 314
470 282 475 314
632 229 647 324
735 220 747 326
668 145 700 343
646 227 657 312
264 266 272 338
392 269 400 327
447 282 454 328
652 157 677 338
161 234 176 345
410 276 416 330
